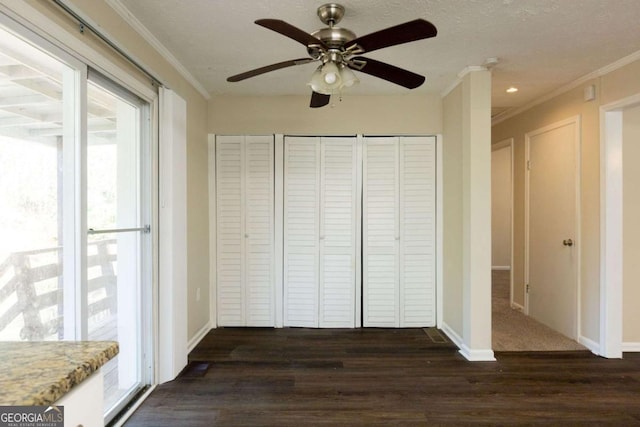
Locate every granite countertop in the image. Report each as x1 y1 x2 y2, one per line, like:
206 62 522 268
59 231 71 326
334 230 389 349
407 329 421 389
0 341 119 406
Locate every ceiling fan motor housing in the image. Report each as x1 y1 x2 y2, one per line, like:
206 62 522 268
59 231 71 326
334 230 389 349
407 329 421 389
317 3 346 26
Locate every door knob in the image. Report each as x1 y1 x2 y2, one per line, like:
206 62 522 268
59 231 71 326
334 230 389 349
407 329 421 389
563 239 573 247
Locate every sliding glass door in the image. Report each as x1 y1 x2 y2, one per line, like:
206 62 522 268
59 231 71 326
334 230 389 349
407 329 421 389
86 74 152 418
0 17 153 423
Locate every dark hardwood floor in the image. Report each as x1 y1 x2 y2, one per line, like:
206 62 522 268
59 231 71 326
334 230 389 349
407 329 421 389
124 328 640 426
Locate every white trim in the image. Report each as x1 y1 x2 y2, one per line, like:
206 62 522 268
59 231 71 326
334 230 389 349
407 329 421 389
436 134 444 329
491 139 512 151
187 322 211 353
104 0 210 100
597 95 640 358
355 135 363 328
158 87 188 383
459 346 496 362
207 134 217 328
441 321 463 350
458 65 488 79
111 384 157 427
491 266 511 271
274 134 284 328
579 334 600 355
509 138 515 315
492 49 640 126
441 66 489 98
442 322 495 361
622 343 640 352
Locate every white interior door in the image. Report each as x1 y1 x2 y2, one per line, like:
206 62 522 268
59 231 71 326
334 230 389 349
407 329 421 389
526 118 579 339
319 138 358 327
284 137 320 327
363 136 436 327
216 135 275 326
244 136 275 326
399 137 436 327
284 136 358 327
363 137 400 327
216 136 245 326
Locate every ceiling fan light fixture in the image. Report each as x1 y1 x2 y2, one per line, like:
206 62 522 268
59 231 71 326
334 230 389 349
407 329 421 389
340 65 359 87
321 61 342 87
309 61 346 95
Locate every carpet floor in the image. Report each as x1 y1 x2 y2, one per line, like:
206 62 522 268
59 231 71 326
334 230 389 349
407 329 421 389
492 270 586 351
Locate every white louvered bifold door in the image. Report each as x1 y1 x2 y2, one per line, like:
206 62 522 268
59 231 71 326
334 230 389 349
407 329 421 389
284 137 320 327
319 138 358 328
245 136 275 326
216 135 274 327
216 136 245 326
399 136 436 327
363 136 437 327
363 138 400 327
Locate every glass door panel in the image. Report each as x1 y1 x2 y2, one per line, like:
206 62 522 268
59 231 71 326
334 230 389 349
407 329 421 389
87 78 147 415
0 25 75 342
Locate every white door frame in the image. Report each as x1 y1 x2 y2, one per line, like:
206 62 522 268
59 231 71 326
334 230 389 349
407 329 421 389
599 93 640 358
492 138 516 309
524 116 582 336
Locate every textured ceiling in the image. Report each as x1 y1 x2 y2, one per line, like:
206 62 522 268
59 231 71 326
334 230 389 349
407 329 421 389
118 0 640 115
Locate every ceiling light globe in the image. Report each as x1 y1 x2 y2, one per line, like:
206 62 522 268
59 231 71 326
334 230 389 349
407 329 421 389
324 72 338 84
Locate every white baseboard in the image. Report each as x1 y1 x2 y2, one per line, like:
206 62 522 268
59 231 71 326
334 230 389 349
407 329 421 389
441 321 463 349
187 321 212 353
491 266 511 271
578 335 600 355
622 342 640 352
459 345 496 362
441 322 496 362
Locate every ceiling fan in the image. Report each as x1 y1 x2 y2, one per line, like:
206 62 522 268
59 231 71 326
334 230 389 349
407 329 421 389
227 3 438 108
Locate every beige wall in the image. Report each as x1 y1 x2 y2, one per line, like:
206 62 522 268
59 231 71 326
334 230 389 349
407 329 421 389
208 94 442 135
6 0 211 340
442 84 464 334
492 57 640 343
623 103 640 343
491 146 512 269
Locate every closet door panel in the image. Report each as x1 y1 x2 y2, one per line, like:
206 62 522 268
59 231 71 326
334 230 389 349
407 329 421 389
363 138 399 327
216 136 245 326
284 137 320 327
319 138 357 327
245 136 275 326
399 137 436 327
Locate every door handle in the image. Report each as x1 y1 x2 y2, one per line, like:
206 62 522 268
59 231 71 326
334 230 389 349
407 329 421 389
88 225 150 234
563 238 573 247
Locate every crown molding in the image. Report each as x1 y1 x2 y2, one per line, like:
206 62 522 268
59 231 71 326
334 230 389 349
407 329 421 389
492 49 640 126
441 66 488 98
106 0 210 100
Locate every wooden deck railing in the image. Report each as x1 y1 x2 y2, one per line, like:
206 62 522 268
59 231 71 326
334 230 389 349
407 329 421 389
0 240 117 341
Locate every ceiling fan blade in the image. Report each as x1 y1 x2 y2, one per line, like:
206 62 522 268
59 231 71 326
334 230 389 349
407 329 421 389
227 58 315 82
345 19 437 54
310 91 331 108
349 56 425 89
256 19 328 49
